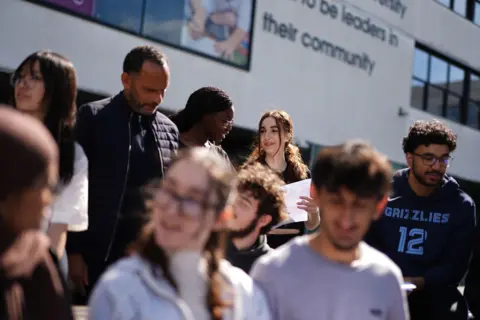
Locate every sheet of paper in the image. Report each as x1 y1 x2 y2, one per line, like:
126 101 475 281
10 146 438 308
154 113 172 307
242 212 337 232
401 283 416 291
273 179 311 228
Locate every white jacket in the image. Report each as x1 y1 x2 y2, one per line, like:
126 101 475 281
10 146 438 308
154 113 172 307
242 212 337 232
89 255 272 320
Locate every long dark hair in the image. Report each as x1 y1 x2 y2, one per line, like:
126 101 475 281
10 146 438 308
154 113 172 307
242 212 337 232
245 110 309 182
12 51 77 184
132 148 236 320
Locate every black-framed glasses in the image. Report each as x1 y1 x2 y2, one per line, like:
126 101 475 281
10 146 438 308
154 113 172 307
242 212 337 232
152 186 218 219
413 153 453 167
10 73 43 88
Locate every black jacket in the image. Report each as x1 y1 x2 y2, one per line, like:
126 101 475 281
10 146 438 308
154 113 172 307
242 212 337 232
226 235 271 273
67 92 179 263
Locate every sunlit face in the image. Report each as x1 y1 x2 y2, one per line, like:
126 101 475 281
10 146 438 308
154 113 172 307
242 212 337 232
152 159 220 252
13 60 46 117
1 162 58 234
406 144 451 187
204 107 235 143
313 187 382 252
230 190 261 238
122 61 170 115
260 117 286 157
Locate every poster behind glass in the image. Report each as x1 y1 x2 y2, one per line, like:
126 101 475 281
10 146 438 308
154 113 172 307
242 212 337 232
143 0 254 69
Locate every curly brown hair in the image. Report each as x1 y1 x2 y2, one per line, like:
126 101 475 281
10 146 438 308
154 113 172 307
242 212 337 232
237 163 289 234
132 148 236 320
245 110 309 181
402 119 457 154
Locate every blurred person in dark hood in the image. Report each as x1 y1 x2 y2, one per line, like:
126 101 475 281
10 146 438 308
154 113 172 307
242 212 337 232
0 106 73 320
366 119 476 320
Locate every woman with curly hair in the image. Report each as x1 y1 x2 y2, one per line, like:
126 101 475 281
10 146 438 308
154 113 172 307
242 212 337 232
244 110 320 248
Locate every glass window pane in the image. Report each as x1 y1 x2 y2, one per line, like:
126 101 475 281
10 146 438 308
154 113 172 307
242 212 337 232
446 94 461 123
142 1 184 46
471 73 480 103
453 0 467 16
430 56 448 88
142 0 254 69
411 79 425 110
467 102 480 129
437 0 451 7
94 0 143 33
475 2 480 25
448 65 464 95
427 86 445 116
42 0 95 16
413 49 429 80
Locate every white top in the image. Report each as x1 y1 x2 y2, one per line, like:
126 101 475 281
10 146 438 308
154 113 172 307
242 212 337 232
88 253 272 320
43 142 89 232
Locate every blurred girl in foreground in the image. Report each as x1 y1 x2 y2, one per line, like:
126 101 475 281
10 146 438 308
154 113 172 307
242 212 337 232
89 148 271 320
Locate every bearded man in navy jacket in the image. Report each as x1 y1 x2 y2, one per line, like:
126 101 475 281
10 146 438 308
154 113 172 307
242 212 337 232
366 120 476 320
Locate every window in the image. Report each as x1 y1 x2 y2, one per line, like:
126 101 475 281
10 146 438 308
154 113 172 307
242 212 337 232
436 0 480 25
410 47 480 130
36 0 256 70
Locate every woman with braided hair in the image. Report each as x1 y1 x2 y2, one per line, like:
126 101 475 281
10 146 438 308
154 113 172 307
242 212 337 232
88 147 271 320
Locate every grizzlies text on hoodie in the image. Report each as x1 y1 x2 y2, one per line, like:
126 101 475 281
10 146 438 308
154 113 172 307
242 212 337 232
366 168 476 288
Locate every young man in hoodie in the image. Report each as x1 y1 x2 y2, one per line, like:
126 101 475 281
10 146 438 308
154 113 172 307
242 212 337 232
226 163 288 273
366 119 476 320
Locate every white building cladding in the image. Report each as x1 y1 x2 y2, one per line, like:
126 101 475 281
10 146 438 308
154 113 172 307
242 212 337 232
0 0 479 181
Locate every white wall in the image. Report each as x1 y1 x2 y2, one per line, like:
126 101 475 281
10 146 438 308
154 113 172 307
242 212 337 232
0 0 479 181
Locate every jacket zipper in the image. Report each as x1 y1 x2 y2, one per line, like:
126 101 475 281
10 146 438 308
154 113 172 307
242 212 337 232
149 122 165 178
104 113 133 262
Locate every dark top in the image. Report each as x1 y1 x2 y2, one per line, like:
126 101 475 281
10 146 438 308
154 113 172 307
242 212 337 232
365 168 476 288
67 92 179 265
178 139 232 167
0 223 73 320
226 235 271 273
260 160 311 249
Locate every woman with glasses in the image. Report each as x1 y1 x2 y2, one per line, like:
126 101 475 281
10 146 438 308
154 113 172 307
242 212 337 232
89 148 271 320
170 86 234 166
11 51 88 276
243 110 320 248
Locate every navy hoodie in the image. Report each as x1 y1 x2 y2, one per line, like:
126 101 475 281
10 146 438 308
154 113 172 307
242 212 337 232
366 168 476 289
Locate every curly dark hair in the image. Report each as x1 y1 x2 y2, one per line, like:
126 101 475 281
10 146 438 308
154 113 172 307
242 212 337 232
237 163 288 234
402 119 457 154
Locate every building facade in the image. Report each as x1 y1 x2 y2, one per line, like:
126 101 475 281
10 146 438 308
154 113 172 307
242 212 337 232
0 0 479 197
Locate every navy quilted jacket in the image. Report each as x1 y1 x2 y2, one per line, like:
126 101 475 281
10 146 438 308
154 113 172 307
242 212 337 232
67 92 179 262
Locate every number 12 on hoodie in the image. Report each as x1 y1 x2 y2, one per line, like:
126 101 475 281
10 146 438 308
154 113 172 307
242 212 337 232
397 227 427 255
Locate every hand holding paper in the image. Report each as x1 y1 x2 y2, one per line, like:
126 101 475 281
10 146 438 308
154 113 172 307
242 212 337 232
273 179 312 228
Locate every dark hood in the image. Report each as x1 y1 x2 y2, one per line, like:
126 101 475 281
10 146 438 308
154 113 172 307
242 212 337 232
393 168 460 200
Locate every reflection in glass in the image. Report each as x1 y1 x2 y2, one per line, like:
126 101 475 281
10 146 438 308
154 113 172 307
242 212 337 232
42 0 94 16
411 79 425 110
427 86 445 116
143 1 184 46
413 49 429 80
446 94 461 122
453 0 467 16
475 2 480 25
467 102 480 129
437 0 451 7
448 65 464 95
94 0 143 33
142 0 254 69
471 73 480 103
430 56 448 87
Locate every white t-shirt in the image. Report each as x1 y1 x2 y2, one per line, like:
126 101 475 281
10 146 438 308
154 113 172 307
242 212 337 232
43 142 88 232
